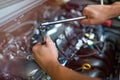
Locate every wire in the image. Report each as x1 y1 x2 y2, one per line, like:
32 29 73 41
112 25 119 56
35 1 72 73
104 28 120 36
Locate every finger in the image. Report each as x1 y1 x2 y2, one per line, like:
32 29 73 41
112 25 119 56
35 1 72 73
34 41 42 46
33 36 51 47
80 19 90 24
32 44 39 53
45 36 55 46
45 36 52 42
32 41 43 51
82 6 89 16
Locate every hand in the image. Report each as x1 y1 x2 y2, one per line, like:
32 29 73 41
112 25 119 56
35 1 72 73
32 36 59 70
80 5 112 25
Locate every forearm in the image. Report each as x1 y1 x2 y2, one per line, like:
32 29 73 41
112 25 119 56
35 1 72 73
41 60 101 80
107 2 120 19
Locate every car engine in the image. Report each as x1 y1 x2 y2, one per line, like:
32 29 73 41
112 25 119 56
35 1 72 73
0 0 120 80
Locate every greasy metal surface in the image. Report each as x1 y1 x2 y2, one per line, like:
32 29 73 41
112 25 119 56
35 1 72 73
0 22 40 79
0 0 73 79
0 0 53 79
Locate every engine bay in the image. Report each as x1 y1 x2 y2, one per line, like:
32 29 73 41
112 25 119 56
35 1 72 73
0 0 120 80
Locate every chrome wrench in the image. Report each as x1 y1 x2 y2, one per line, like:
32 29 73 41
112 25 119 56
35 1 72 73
41 16 86 26
38 16 86 45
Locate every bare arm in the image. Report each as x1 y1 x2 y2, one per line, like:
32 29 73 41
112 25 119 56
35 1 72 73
32 36 101 80
41 60 101 80
110 2 120 18
81 2 120 25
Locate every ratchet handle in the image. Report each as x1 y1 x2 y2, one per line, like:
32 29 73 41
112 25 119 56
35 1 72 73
38 23 46 45
39 29 46 45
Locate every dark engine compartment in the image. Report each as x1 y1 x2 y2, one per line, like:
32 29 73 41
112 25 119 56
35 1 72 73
0 0 120 80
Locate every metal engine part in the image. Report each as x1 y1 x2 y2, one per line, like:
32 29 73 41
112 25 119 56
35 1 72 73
0 0 120 80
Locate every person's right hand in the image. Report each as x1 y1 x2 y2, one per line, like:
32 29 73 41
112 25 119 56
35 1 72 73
32 36 59 71
80 5 112 25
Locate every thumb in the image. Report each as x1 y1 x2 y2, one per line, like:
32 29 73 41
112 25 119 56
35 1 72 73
45 36 54 46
